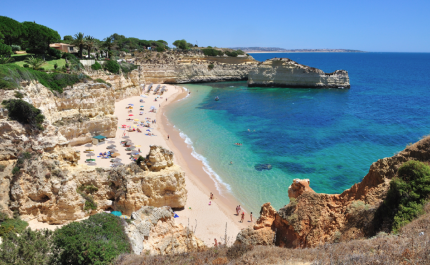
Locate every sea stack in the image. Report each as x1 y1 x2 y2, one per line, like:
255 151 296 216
248 58 350 88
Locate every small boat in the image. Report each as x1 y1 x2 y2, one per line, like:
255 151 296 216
215 96 219 101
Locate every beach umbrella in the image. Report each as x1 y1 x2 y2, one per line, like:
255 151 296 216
134 119 139 121
150 106 155 109
135 145 141 148
128 104 134 106
129 114 134 116
86 152 96 159
111 152 120 157
140 105 144 107
107 140 115 143
84 143 93 147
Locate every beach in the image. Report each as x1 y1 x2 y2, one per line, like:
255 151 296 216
69 84 249 246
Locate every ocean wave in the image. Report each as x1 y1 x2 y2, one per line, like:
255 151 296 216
178 130 232 194
177 87 191 102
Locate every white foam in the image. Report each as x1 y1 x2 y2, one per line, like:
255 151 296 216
178 130 232 194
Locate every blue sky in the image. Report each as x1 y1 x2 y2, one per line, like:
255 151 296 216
2 0 429 52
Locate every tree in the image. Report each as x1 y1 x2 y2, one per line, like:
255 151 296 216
72 32 85 58
102 37 114 58
63 35 73 42
0 229 54 265
0 16 23 46
22 22 60 54
173 39 190 50
85 35 96 58
0 43 13 56
25 56 45 69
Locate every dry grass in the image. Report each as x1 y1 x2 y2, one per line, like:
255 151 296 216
114 203 430 265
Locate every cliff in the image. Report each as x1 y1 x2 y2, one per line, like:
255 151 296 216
248 58 350 88
135 50 258 84
235 136 430 248
0 120 187 223
125 206 205 255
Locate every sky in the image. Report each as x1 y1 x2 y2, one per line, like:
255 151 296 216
2 0 430 52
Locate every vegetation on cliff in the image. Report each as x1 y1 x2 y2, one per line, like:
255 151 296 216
2 99 45 130
376 160 430 233
0 64 84 92
0 213 131 265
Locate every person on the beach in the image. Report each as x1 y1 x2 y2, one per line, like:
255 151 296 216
250 212 253 222
209 201 211 206
230 161 233 165
210 192 213 199
241 212 245 223
235 206 239 215
168 135 170 140
138 148 141 153
214 238 218 247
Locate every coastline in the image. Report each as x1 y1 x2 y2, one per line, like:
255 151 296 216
247 51 365 53
157 87 249 246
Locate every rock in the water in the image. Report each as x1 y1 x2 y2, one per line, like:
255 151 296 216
248 58 350 88
255 164 272 171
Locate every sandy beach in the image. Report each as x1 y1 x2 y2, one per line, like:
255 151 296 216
51 84 249 246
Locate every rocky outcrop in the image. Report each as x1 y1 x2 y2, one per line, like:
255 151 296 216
0 127 187 223
235 136 430 248
248 58 350 88
288 179 314 199
1 70 144 147
125 206 205 255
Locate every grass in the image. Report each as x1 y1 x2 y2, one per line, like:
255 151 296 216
12 53 66 70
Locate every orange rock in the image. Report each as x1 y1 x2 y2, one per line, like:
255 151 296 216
288 179 315 199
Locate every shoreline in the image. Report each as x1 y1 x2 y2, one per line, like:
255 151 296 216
157 87 249 245
247 51 365 53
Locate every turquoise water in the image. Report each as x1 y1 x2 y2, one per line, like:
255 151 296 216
166 52 430 212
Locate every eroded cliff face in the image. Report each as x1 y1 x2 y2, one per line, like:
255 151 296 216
235 136 430 248
1 70 144 147
0 124 187 223
248 58 350 88
125 206 205 255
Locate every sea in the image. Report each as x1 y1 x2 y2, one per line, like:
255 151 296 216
165 52 430 212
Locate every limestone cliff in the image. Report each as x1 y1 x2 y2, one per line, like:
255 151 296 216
0 124 187 223
135 50 258 84
248 58 350 88
235 136 430 248
125 206 205 255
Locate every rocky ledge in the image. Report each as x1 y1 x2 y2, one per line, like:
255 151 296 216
235 136 430 248
248 58 350 88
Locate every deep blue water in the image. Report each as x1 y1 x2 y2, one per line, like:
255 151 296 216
166 52 430 212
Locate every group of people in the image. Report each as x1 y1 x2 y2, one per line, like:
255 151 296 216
236 205 253 223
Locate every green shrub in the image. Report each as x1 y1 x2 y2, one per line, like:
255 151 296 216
0 44 12 56
104 59 120 74
208 63 214 70
23 64 29 68
91 61 102 70
54 63 58 69
120 62 138 74
14 91 24 99
0 218 29 237
0 229 53 264
11 166 20 175
202 48 223 56
48 47 62 59
0 164 6 172
10 45 21 51
51 213 131 264
377 160 430 233
2 99 45 130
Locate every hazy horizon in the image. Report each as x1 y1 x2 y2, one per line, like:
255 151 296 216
2 0 429 53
